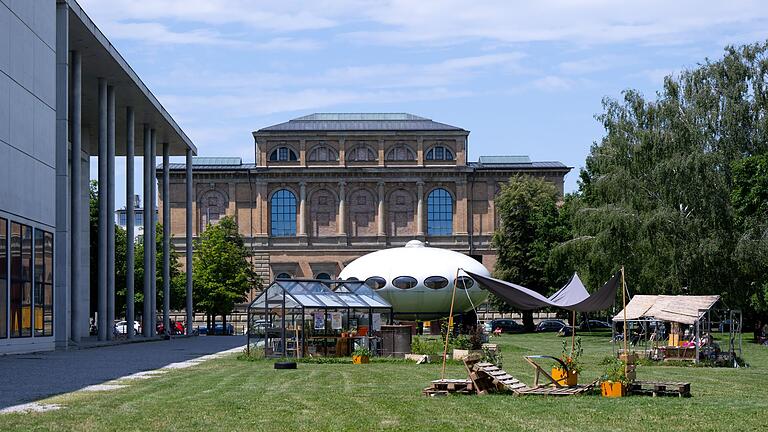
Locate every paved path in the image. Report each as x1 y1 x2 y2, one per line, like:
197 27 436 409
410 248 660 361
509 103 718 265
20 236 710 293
0 336 246 409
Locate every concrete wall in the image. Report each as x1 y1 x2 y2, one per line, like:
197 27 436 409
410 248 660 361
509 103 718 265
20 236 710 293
0 0 57 353
0 0 57 228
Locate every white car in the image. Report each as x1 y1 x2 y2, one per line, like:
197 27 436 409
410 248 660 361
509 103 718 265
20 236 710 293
115 320 141 335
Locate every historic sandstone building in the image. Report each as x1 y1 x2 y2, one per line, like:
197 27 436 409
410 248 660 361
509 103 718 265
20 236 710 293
160 113 570 284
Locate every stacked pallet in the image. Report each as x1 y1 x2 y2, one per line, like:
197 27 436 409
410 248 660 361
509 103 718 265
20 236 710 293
422 379 475 397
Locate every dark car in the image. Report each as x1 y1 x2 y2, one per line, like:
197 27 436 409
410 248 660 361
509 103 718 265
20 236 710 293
578 320 611 331
536 319 567 332
489 319 523 333
213 323 235 335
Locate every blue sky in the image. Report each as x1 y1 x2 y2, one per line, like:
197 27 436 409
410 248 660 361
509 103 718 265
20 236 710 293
78 0 768 209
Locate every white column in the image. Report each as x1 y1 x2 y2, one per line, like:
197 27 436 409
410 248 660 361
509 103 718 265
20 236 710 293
150 129 157 336
298 182 307 236
126 107 135 338
97 78 108 341
338 181 346 236
377 181 386 236
185 149 193 334
416 181 424 236
142 125 151 337
162 143 170 334
106 85 116 340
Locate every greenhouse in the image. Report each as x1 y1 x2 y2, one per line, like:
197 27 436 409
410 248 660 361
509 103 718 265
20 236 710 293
247 279 393 358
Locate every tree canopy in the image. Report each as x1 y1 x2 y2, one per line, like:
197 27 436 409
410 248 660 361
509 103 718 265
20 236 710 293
551 41 768 318
193 216 260 326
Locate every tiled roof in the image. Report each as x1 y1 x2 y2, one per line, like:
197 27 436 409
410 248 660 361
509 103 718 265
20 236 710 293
191 157 242 165
478 155 531 164
470 158 569 170
257 113 465 132
165 163 256 170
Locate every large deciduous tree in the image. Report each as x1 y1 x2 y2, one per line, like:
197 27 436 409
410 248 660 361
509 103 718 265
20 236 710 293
491 176 568 331
193 216 260 330
556 41 768 319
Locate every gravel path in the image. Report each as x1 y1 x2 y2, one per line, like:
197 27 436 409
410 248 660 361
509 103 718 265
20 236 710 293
0 336 246 409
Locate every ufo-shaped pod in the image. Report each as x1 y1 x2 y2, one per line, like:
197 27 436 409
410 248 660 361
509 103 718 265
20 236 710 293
339 240 490 319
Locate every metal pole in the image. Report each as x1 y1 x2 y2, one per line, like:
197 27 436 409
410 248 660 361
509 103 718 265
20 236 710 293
97 78 108 341
142 125 152 337
150 129 157 335
621 266 628 378
70 50 82 343
106 85 116 340
126 107 135 338
185 149 193 334
162 143 170 335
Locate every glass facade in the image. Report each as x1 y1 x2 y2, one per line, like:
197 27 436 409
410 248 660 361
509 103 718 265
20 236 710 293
0 218 53 341
427 188 453 235
271 189 297 237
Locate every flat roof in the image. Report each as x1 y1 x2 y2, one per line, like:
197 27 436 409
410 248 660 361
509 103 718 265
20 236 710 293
256 113 466 133
65 0 196 156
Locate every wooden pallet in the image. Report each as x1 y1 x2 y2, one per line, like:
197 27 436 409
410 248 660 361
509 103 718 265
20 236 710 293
629 381 691 397
422 379 475 396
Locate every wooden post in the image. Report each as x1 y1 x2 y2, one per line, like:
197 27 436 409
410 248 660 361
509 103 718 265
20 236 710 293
621 266 628 379
441 267 461 380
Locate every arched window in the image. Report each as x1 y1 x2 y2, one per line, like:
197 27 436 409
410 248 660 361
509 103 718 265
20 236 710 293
426 145 454 161
347 146 377 162
270 189 297 236
269 147 298 162
308 145 338 162
199 189 228 232
275 273 291 280
316 272 332 280
427 188 453 235
385 144 415 161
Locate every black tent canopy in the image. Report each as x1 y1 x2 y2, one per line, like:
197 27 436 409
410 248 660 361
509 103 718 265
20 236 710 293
464 270 621 312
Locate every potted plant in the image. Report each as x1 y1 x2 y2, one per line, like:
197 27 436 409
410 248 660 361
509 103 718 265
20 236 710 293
352 346 371 364
452 328 485 361
600 357 630 397
552 337 582 386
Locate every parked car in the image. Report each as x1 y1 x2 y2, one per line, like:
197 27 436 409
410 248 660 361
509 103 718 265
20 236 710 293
578 320 611 331
114 320 141 335
488 319 523 333
535 319 567 332
213 323 235 335
156 320 185 335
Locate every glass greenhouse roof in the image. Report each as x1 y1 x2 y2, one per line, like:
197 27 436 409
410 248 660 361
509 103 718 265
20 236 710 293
249 279 392 310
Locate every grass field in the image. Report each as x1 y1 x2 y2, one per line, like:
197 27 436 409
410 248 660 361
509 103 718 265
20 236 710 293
1 332 766 431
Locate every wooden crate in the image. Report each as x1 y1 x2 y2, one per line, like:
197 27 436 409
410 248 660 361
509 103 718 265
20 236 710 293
629 381 691 397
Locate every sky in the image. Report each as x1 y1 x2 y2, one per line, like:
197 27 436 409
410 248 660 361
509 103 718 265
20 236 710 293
77 0 768 210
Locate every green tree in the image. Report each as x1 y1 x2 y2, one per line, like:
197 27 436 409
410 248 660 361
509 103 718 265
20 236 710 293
129 223 186 316
558 41 768 318
491 176 568 331
193 216 260 330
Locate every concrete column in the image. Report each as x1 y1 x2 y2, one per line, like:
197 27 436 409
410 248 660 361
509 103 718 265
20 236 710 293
298 182 307 236
162 143 170 334
338 181 346 236
97 78 108 341
142 125 151 337
106 86 116 340
70 49 82 342
185 149 193 334
417 137 424 166
377 181 386 236
55 4 70 347
150 130 157 336
126 107 135 338
378 139 385 166
338 137 346 167
416 181 424 236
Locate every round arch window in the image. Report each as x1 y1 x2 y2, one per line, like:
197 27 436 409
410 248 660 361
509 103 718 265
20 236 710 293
454 276 475 289
275 273 291 280
424 276 449 289
346 276 359 281
365 276 386 290
392 276 418 289
316 272 332 280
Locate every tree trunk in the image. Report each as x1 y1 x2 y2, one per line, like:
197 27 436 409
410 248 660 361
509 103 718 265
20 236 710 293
522 311 535 332
206 313 211 332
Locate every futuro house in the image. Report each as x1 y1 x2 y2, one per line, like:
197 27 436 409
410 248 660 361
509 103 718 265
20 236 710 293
339 240 490 319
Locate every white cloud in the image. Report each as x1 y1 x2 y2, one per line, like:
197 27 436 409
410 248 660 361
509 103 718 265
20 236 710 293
531 75 575 92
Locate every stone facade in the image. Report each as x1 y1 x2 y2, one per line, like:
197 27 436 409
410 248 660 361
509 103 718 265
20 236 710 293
159 114 570 294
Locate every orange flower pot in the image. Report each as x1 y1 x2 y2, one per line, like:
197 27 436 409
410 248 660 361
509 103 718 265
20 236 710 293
600 381 627 397
352 355 369 364
551 368 578 386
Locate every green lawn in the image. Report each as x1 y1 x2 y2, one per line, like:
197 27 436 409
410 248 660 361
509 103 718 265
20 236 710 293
2 332 766 432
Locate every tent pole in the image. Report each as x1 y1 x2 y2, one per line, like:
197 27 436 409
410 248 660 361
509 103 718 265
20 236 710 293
441 267 460 381
571 310 576 354
621 266 628 379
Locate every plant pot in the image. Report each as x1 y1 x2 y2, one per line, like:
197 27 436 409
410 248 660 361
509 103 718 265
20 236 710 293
352 355 370 364
551 367 578 386
600 381 627 397
452 349 483 361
